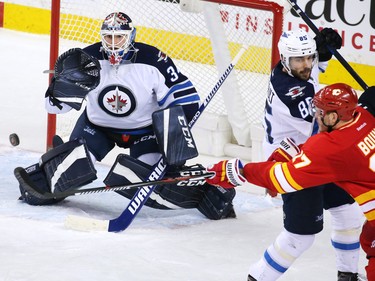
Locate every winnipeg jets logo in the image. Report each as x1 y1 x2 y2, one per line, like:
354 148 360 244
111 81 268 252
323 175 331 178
107 91 128 112
104 13 130 29
157 51 168 62
98 85 136 117
286 86 306 99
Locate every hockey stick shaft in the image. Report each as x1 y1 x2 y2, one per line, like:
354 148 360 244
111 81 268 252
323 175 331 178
15 167 213 200
286 0 368 90
67 44 249 232
188 45 248 128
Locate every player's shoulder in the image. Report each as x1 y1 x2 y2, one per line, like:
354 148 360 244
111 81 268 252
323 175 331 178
302 132 337 158
82 42 103 60
133 42 172 67
308 109 373 151
134 42 160 55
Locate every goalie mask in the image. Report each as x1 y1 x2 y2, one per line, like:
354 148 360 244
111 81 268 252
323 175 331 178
100 12 136 65
278 29 318 77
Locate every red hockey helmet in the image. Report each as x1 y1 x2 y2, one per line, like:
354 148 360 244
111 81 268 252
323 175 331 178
313 83 358 121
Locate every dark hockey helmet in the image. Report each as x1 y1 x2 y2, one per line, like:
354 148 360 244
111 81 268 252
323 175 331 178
313 83 358 121
100 12 136 65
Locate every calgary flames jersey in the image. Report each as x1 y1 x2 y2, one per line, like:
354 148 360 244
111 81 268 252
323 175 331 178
245 106 375 223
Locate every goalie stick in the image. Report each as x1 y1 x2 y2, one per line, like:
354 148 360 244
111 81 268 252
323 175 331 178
286 0 368 90
65 45 249 232
14 167 213 200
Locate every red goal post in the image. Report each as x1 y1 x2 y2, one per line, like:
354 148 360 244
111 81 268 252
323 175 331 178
47 0 284 159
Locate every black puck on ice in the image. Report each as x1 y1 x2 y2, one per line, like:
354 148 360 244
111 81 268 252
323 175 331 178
9 133 20 146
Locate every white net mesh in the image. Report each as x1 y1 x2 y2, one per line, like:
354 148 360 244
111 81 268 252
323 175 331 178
51 0 283 147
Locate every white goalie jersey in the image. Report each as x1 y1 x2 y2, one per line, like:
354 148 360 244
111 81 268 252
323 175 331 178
262 61 326 158
45 42 200 133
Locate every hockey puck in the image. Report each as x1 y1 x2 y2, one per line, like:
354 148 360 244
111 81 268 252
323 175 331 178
9 133 20 146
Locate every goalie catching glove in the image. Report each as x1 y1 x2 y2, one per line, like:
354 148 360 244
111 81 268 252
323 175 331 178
206 158 246 189
46 48 101 110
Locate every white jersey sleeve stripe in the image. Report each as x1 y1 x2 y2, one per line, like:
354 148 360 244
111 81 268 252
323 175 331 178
272 163 303 193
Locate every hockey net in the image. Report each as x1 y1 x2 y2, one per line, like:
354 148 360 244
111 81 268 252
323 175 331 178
48 0 284 160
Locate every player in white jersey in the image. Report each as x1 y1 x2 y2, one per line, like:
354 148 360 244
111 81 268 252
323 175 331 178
16 12 236 221
247 29 364 280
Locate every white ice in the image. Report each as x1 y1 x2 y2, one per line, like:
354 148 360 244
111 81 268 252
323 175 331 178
0 29 368 281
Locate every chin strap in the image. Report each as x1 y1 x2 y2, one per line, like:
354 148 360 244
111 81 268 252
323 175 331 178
321 116 340 132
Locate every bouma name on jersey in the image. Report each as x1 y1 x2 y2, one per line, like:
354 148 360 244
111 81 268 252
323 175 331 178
98 85 136 117
357 127 375 156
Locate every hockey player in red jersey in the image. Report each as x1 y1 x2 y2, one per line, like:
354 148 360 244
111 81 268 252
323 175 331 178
206 83 375 280
258 28 362 281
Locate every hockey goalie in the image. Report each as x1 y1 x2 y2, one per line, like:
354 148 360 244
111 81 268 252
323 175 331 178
14 12 236 221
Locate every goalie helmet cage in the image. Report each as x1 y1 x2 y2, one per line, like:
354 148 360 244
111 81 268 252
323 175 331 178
47 0 284 159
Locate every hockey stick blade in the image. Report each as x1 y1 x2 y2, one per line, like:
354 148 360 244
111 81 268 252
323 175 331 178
14 166 214 200
65 215 110 232
43 69 55 74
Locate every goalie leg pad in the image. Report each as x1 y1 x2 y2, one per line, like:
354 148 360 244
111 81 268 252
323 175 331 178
152 106 198 165
105 156 207 209
17 164 64 205
16 138 97 206
42 138 97 193
197 185 236 220
104 154 170 209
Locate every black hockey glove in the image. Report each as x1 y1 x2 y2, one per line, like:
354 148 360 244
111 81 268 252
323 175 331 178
45 77 63 110
314 28 342 62
48 48 101 110
359 86 375 116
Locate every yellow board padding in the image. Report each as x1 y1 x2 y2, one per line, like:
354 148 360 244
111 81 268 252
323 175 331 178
320 60 375 91
137 26 272 73
3 3 50 34
3 2 374 89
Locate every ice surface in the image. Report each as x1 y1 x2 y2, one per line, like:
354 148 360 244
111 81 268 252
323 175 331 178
0 29 368 281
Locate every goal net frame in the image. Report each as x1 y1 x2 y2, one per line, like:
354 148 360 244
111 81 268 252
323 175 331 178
46 0 284 160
